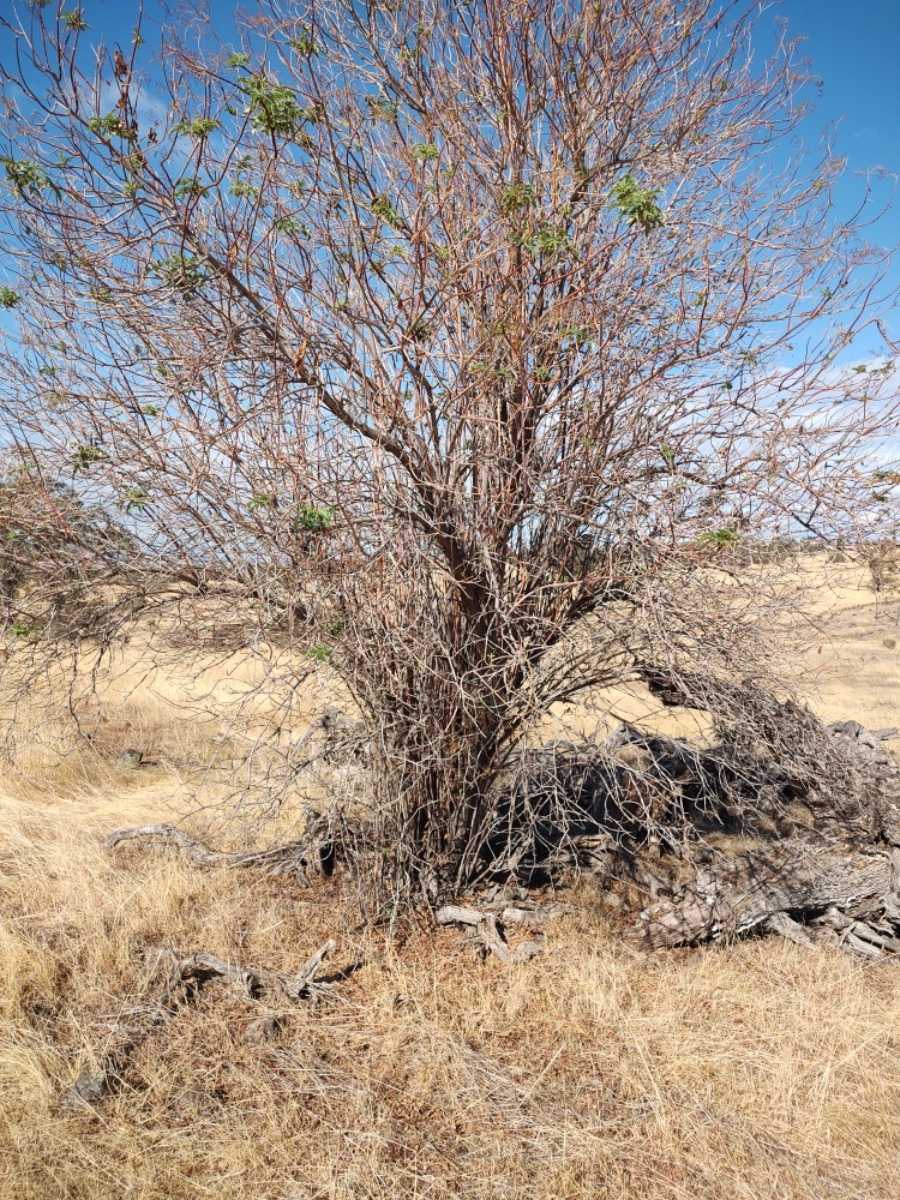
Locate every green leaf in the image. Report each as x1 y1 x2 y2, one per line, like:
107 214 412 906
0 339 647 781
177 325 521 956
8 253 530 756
62 9 88 32
371 194 402 229
228 179 259 199
411 142 439 162
173 117 220 138
0 287 20 309
87 112 134 141
70 443 107 473
121 486 150 513
1 157 57 197
274 215 309 237
610 174 665 234
240 74 309 137
174 176 207 199
499 182 535 215
292 504 333 533
515 221 572 258
150 252 207 300
287 24 317 56
365 95 399 120
696 527 739 549
558 323 590 347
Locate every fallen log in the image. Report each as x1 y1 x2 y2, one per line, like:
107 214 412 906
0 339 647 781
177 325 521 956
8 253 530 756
639 843 900 953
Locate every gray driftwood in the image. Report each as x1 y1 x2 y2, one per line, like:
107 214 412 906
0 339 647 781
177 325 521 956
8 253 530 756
58 939 337 1112
436 905 544 963
639 844 900 958
105 822 304 869
104 809 341 885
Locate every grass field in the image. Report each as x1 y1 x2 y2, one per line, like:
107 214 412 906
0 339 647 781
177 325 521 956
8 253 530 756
1 559 899 1199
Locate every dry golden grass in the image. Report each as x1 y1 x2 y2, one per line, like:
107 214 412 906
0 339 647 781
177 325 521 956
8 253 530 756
1 558 899 1199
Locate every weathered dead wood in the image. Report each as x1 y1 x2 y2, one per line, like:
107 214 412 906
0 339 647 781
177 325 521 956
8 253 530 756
496 904 570 930
436 905 544 963
103 811 348 885
284 939 338 999
435 905 484 927
639 844 893 949
808 908 900 955
58 940 338 1112
105 823 307 870
765 911 820 950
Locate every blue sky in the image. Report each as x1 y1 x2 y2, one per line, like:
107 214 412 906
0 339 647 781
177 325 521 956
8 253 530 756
776 0 900 354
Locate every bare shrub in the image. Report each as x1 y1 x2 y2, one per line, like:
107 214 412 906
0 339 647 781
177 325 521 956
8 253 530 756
0 1 897 907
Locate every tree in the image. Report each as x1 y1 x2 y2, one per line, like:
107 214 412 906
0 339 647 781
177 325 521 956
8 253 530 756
0 0 896 907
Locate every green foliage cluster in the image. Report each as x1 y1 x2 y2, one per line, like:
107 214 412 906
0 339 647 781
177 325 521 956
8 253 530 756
120 486 150 513
558 323 591 348
365 96 398 120
411 142 439 163
172 117 221 138
610 173 665 233
240 73 312 138
62 8 88 32
87 112 135 141
0 287 20 309
292 504 333 533
0 157 56 197
696 527 739 549
229 155 258 199
274 214 309 237
70 443 107 473
151 252 207 300
174 177 207 199
499 182 536 215
287 24 317 56
516 221 573 258
371 194 402 229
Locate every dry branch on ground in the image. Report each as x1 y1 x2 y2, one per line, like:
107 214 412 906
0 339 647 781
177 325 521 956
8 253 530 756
58 939 340 1112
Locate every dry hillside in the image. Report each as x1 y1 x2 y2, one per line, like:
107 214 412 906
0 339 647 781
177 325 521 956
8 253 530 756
1 558 899 1200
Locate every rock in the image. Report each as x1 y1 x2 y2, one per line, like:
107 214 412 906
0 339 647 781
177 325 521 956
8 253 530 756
59 1069 110 1112
116 748 144 769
